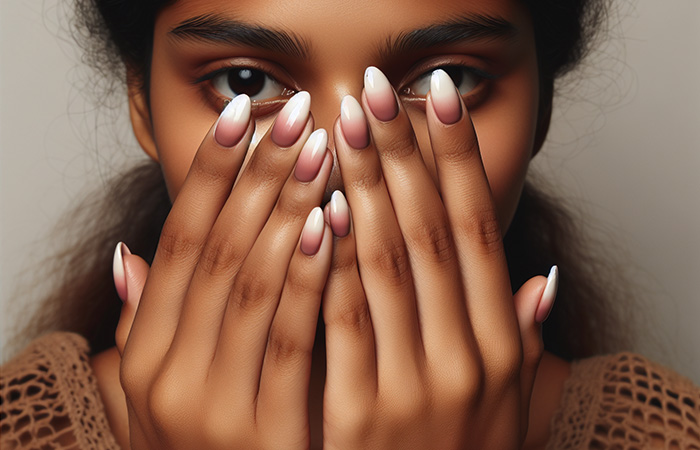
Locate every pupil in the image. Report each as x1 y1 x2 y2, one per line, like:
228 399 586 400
443 67 464 90
228 68 265 96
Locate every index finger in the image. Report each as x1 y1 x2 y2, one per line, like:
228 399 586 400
126 95 253 358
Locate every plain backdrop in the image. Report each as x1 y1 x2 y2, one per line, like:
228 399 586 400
1 1 699 383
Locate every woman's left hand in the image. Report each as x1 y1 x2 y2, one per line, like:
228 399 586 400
322 68 555 450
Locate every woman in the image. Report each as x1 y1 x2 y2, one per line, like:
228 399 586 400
2 0 699 448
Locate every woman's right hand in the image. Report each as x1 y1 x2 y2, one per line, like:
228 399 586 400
112 92 333 449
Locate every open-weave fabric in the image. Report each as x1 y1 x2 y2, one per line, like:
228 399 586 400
1 333 119 450
547 352 700 449
2 333 699 449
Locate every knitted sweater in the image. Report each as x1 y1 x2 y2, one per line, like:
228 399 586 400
1 333 699 449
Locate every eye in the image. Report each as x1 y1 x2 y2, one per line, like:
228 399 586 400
403 66 483 97
211 67 285 101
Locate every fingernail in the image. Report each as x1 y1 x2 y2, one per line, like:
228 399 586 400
271 91 311 147
430 69 462 125
536 265 559 323
323 202 331 225
340 95 369 149
113 242 131 302
364 66 398 122
300 207 325 255
294 129 328 182
329 190 350 237
214 94 251 147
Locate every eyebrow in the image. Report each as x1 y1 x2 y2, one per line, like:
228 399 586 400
380 14 518 59
169 14 310 59
169 13 516 61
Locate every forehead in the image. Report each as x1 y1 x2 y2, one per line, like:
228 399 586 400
157 0 532 55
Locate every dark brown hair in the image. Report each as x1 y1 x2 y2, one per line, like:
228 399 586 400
11 0 636 360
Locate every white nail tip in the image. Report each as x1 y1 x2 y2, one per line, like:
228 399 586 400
305 207 324 234
430 69 455 97
113 242 125 284
307 129 328 152
543 265 559 302
341 95 363 120
537 265 559 323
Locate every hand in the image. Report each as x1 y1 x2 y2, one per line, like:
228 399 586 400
321 68 557 449
113 92 334 449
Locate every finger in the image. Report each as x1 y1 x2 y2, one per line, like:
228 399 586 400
361 67 474 359
211 143 332 393
512 268 557 441
114 243 150 356
127 94 253 357
323 191 377 399
426 70 520 361
257 213 332 444
334 96 423 373
170 93 316 369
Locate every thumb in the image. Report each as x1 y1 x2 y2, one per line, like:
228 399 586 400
113 242 150 356
512 266 558 440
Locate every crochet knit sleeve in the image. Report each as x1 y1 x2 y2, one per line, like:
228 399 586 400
547 352 700 450
1 332 120 449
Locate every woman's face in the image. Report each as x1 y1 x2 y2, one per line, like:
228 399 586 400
137 0 540 231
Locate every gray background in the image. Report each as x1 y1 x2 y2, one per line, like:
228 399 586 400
1 1 699 383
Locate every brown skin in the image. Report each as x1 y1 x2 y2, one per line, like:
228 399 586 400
91 0 572 448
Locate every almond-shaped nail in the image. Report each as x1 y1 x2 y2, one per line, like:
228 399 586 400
536 265 559 323
329 190 350 237
294 129 328 182
214 94 251 147
271 91 311 147
364 66 398 122
430 69 462 125
340 95 369 149
113 242 131 302
300 207 325 255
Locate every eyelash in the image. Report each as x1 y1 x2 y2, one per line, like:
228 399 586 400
195 61 497 114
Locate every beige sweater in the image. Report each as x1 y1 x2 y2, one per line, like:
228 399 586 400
1 332 699 449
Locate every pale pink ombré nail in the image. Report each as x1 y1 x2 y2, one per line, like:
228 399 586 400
271 91 311 147
329 190 350 238
430 69 462 125
535 265 559 323
300 207 325 255
340 95 369 149
113 242 131 302
294 129 328 182
214 94 251 147
364 66 398 122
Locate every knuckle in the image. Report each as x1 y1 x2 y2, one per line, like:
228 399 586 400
485 343 523 387
243 149 284 190
286 264 321 299
436 133 478 165
329 247 357 277
147 375 189 432
267 327 311 371
405 219 455 264
230 269 274 314
346 166 383 193
198 235 244 277
377 132 418 162
440 360 485 405
158 222 204 262
325 294 372 336
190 154 235 187
119 355 147 399
454 208 503 256
363 237 412 286
274 189 308 223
